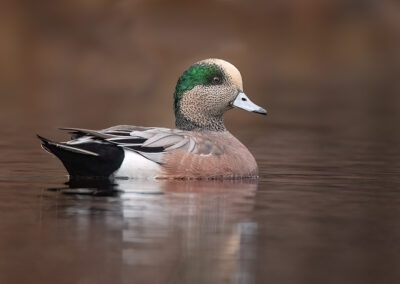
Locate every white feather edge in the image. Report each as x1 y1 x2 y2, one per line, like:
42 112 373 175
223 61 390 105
47 141 99 156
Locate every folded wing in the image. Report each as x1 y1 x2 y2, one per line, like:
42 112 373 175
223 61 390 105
60 126 198 165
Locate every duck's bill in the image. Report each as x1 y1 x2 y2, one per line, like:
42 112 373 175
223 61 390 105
232 92 267 115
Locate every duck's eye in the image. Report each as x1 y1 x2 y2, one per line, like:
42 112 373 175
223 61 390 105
212 76 222 84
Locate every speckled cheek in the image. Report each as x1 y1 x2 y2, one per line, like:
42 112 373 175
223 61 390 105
204 85 238 105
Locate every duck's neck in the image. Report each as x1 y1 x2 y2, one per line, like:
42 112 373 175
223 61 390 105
175 111 227 132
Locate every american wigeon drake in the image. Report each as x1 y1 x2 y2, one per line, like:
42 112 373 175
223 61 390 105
38 59 267 179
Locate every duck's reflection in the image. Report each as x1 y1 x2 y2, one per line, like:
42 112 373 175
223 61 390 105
47 178 258 284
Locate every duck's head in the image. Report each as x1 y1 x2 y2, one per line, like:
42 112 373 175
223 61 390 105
174 58 266 131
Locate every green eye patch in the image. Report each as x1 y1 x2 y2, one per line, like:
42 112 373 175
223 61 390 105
174 63 224 114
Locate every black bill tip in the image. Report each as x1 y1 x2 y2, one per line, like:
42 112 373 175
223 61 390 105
253 108 267 115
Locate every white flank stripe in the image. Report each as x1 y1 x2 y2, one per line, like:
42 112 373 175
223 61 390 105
112 150 162 179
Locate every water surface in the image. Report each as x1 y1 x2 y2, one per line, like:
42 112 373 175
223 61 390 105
1 90 399 284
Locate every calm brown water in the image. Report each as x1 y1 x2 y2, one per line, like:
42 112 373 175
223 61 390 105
1 1 400 283
1 89 399 284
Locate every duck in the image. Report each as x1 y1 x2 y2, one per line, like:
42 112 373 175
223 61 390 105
38 59 267 179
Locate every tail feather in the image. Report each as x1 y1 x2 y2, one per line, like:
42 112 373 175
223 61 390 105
37 134 51 144
37 134 99 156
37 134 124 177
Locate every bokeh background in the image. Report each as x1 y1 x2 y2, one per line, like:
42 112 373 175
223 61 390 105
1 1 400 284
1 0 399 134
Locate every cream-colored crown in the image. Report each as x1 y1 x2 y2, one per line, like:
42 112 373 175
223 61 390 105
196 58 243 90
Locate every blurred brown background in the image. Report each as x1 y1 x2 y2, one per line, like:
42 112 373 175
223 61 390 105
0 0 399 135
1 2 400 284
